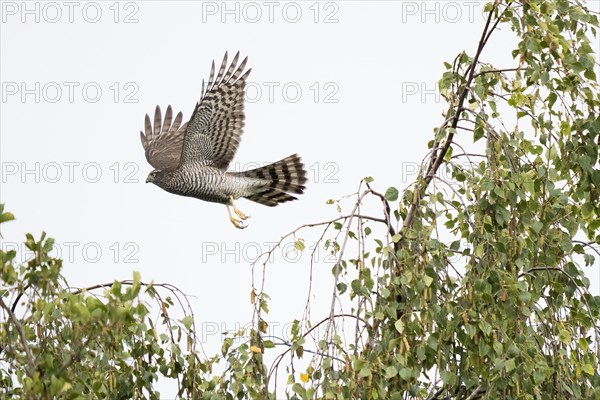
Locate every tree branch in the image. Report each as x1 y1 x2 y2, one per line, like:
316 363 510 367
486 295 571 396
401 3 506 240
0 296 36 377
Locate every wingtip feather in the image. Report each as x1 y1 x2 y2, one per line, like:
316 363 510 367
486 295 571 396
153 106 162 137
144 114 152 137
140 131 147 147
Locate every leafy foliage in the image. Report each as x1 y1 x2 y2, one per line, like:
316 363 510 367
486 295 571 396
0 209 215 399
246 0 600 398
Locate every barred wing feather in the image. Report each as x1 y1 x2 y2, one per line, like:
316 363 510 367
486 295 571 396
140 105 188 170
179 51 251 169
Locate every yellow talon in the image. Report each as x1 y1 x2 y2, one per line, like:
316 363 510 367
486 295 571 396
227 202 247 229
229 196 250 220
227 206 246 229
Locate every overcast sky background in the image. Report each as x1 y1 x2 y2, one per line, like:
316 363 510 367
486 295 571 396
1 0 599 397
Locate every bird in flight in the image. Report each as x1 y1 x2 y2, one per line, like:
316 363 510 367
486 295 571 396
140 52 306 229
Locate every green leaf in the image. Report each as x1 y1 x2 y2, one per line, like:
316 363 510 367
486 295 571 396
0 211 15 224
584 69 597 80
294 239 305 252
582 363 595 376
423 274 434 287
440 370 456 385
394 319 404 334
505 358 516 372
474 125 485 142
547 92 557 108
292 383 305 395
479 321 492 337
384 187 399 202
581 203 594 217
558 329 571 344
351 279 366 296
385 366 398 379
530 221 543 233
399 367 412 380
180 315 193 330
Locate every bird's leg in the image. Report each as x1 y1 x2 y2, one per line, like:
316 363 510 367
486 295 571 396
226 203 247 229
229 196 250 220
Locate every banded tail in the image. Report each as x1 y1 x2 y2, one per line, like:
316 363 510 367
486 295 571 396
239 154 307 206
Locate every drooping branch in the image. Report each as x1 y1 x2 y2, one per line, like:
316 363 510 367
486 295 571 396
0 296 36 377
400 3 508 240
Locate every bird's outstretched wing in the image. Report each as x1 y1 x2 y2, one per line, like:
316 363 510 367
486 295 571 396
179 51 251 169
140 105 188 170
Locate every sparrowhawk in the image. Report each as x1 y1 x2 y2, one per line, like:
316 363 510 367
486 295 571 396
140 52 307 229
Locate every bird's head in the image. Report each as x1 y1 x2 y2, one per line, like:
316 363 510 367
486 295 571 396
146 169 169 186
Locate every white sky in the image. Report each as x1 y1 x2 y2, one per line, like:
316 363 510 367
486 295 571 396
1 1 599 398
